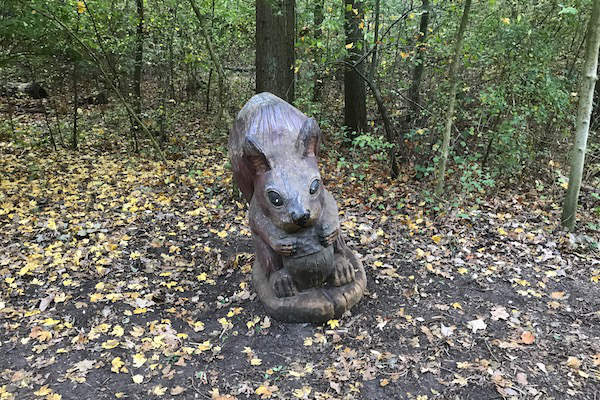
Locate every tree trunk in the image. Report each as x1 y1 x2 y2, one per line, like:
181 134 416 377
72 14 80 150
434 0 472 196
256 0 295 103
561 0 600 230
408 0 429 116
344 0 367 136
132 0 144 153
313 0 324 102
189 0 232 127
368 0 381 81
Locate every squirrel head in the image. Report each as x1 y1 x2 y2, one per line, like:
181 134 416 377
244 118 323 233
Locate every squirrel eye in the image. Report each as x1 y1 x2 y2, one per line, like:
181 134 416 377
267 190 283 207
309 179 320 195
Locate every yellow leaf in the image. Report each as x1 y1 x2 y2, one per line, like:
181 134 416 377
457 267 468 275
47 219 57 230
132 374 144 384
250 358 262 366
497 227 508 236
293 386 312 399
345 42 354 49
46 394 62 400
132 353 147 368
193 321 205 332
452 302 462 310
217 230 228 238
197 340 212 352
255 384 277 399
431 234 442 244
42 318 60 327
327 319 339 329
111 357 125 373
501 17 510 24
151 385 167 396
76 1 86 13
380 378 389 386
111 325 124 337
415 248 425 259
102 339 120 349
303 337 313 346
130 326 145 337
400 51 410 59
89 293 103 302
34 385 52 396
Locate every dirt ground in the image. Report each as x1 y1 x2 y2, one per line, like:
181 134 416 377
1 127 600 400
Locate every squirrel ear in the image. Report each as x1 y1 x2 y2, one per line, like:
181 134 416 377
243 138 271 174
296 118 321 158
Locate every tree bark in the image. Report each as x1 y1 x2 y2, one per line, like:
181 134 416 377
368 0 381 81
434 0 471 196
131 0 144 153
561 0 600 230
313 0 324 102
344 0 367 136
256 0 295 103
72 14 80 150
409 0 429 116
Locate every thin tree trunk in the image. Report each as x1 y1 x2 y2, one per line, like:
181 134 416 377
344 62 398 178
434 0 472 195
256 0 295 102
561 0 600 230
131 0 144 153
72 14 80 150
409 0 429 116
206 69 212 112
189 0 232 127
168 6 176 100
313 0 324 101
344 0 367 136
368 0 381 81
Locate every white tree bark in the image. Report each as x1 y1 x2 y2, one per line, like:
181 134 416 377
561 0 600 230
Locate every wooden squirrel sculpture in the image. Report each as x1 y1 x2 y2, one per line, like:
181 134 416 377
229 92 366 322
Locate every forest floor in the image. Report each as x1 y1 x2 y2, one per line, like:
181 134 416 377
1 110 600 400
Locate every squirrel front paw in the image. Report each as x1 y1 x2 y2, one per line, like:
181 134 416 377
319 225 338 248
271 269 298 298
272 238 297 257
332 257 355 287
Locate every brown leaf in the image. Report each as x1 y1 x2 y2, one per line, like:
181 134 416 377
566 356 581 369
520 331 535 345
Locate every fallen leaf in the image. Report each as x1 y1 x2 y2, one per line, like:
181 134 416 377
467 318 487 333
566 356 581 369
521 331 535 345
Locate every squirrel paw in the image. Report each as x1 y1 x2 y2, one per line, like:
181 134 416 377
273 238 297 257
332 257 355 287
319 227 338 248
271 269 298 298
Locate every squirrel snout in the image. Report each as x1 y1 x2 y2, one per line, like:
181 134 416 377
291 210 311 227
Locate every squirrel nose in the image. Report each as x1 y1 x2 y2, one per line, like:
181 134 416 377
292 210 310 227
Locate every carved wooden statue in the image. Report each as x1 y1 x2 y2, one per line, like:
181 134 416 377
229 92 366 322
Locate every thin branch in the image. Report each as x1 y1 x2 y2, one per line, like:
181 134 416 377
31 5 168 165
